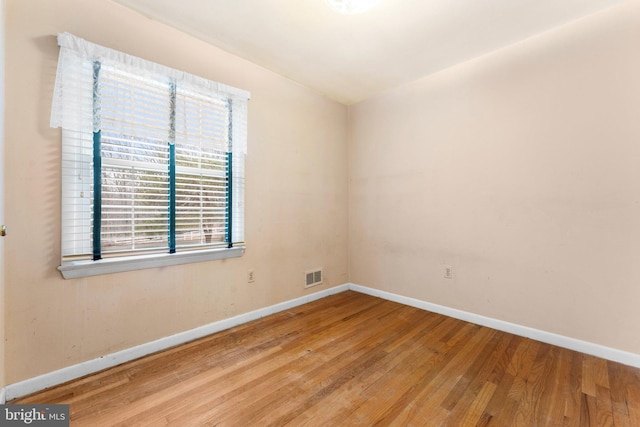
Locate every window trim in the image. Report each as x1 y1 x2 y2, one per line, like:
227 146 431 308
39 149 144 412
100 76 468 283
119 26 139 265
58 245 245 279
51 33 250 278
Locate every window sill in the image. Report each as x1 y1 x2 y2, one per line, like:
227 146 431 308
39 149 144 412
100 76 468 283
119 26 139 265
58 246 245 279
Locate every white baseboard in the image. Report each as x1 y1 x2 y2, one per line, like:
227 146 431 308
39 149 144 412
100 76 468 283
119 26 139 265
7 281 640 401
5 283 349 401
348 283 640 369
0 387 5 404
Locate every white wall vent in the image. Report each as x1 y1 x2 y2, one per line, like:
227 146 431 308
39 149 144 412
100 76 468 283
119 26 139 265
305 268 323 288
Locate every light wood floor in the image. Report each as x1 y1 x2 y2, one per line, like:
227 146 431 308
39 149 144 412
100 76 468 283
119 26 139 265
12 291 640 426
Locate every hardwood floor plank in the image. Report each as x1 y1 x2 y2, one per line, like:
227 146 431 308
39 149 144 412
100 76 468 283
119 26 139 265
486 334 522 386
581 393 598 427
10 291 640 427
506 338 542 401
484 372 516 422
440 331 504 412
625 367 640 426
538 347 573 426
608 361 631 417
595 385 615 427
458 381 498 427
582 355 599 397
516 343 556 426
486 394 520 426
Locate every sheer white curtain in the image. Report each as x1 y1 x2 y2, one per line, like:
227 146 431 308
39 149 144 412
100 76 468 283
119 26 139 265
51 32 250 134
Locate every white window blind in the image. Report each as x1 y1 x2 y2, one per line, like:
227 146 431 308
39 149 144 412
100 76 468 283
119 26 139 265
51 33 249 267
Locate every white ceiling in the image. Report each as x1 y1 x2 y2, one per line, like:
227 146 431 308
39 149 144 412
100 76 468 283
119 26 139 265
114 0 626 105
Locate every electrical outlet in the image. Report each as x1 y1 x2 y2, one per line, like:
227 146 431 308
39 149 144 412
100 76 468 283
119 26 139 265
444 265 453 280
247 269 255 283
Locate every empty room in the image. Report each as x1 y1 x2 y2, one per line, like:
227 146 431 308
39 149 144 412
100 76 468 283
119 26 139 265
1 0 640 425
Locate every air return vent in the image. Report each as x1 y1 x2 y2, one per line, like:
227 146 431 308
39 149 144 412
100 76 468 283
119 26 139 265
305 268 323 288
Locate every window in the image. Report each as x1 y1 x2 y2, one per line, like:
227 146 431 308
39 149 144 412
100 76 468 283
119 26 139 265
51 33 250 279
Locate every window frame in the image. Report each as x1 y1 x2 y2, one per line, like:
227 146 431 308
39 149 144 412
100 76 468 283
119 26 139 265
58 246 245 279
52 33 249 279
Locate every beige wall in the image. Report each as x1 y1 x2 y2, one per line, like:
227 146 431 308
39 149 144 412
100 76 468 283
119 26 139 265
4 0 348 383
349 1 640 355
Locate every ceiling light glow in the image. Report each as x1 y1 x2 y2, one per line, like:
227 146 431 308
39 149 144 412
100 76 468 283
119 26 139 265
325 0 386 14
